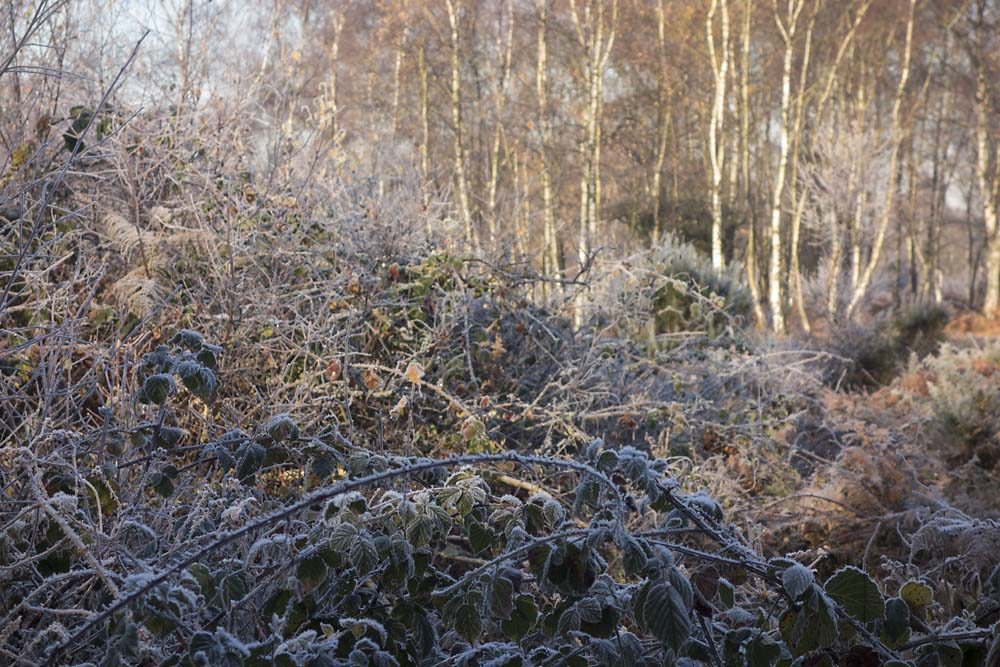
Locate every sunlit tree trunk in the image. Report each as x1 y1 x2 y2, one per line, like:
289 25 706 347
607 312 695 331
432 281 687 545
726 66 740 219
800 1 870 322
570 0 617 272
174 0 194 117
906 127 927 298
927 29 955 304
510 146 530 260
978 66 1000 313
445 0 476 251
318 9 344 138
846 0 916 320
787 4 816 332
535 0 561 293
739 0 766 326
768 0 807 334
390 32 404 140
486 0 514 249
785 0 869 328
418 43 430 184
706 0 729 271
827 206 842 321
651 0 670 244
848 58 868 296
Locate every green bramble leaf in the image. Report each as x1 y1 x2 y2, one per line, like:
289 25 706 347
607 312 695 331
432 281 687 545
782 563 814 601
176 360 218 403
141 374 175 405
296 555 328 593
824 566 885 623
170 329 204 351
639 579 692 651
501 595 537 640
265 413 299 443
881 597 911 647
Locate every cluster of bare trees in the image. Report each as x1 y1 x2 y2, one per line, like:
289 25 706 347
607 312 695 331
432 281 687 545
4 0 1000 332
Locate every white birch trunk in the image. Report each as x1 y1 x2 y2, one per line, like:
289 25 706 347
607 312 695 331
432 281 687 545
846 0 916 319
706 0 730 272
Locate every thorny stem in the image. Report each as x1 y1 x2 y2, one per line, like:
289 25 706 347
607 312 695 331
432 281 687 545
47 451 624 662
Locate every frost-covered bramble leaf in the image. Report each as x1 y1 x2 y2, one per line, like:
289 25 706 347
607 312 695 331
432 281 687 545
685 492 724 522
540 540 599 596
574 474 601 513
349 533 379 575
330 522 359 553
170 329 204 351
782 563 814 601
196 343 222 369
501 595 537 641
617 447 648 482
881 597 911 647
149 466 176 498
265 413 300 443
208 442 236 471
779 590 838 656
405 514 436 549
188 628 250 666
576 596 603 624
617 533 650 576
438 473 487 515
824 566 885 623
556 604 581 635
297 555 328 593
467 518 494 555
175 360 218 403
235 440 266 481
141 373 175 405
154 425 183 449
540 496 565 528
141 345 173 373
444 591 485 644
638 579 692 651
745 634 782 667
222 571 249 605
489 575 516 620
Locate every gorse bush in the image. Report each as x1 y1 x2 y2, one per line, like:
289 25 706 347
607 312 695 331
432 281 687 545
891 304 949 360
597 235 753 352
821 322 903 390
819 303 950 391
925 343 1000 469
1 329 994 666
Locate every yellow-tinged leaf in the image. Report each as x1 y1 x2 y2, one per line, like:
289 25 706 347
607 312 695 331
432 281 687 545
461 416 486 441
900 580 933 608
11 142 34 167
404 361 425 384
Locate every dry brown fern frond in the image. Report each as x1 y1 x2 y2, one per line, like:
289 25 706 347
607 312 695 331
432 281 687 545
98 206 222 318
909 509 1000 576
105 266 164 318
101 212 158 264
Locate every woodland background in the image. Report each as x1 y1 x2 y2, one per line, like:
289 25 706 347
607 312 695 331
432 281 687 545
7 0 998 328
54 0 997 330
